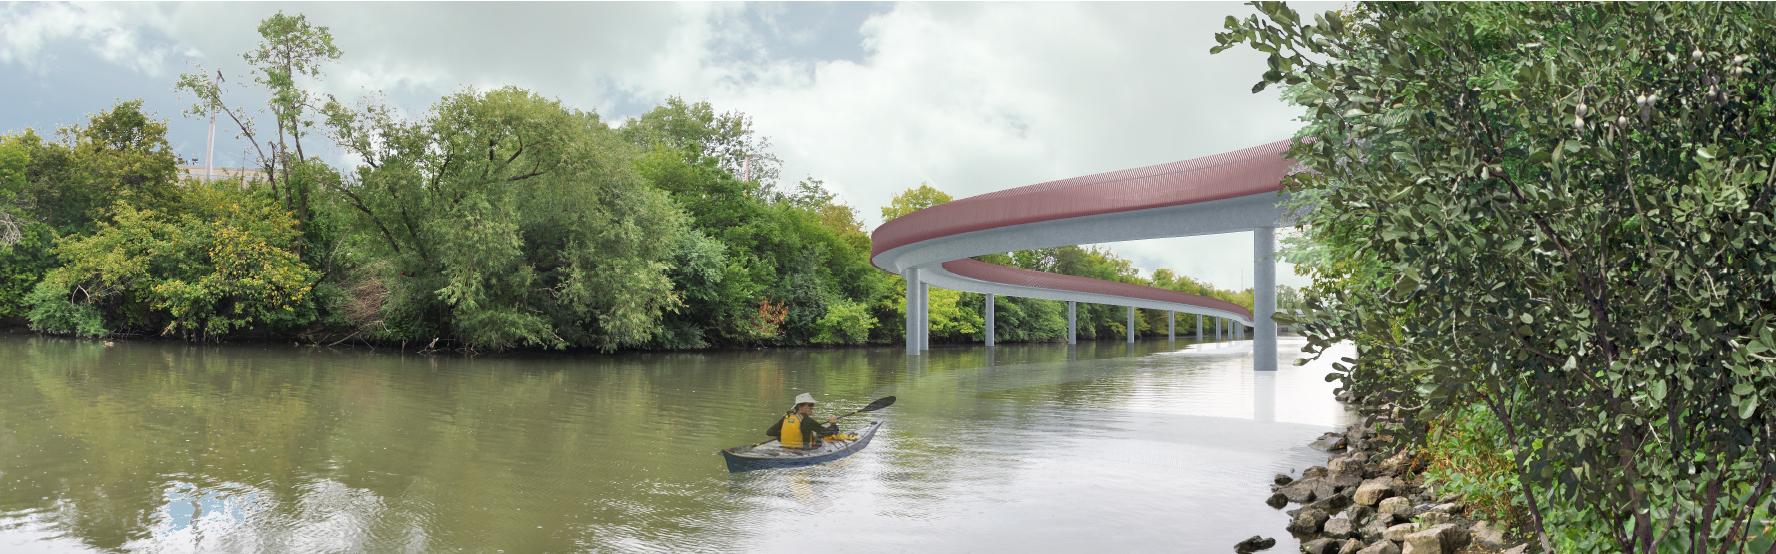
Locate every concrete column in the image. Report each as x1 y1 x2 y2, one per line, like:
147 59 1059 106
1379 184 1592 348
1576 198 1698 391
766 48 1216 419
984 293 995 347
1196 314 1203 343
1067 301 1077 345
1255 226 1277 371
904 269 920 356
1167 311 1174 341
919 283 929 351
1216 317 1223 342
1126 306 1135 344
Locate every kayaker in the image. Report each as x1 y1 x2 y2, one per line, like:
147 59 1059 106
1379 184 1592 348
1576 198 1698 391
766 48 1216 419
766 393 839 448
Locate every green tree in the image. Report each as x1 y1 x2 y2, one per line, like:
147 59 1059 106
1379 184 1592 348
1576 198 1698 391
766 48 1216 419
323 86 687 351
1219 2 1776 551
881 183 954 221
26 183 317 339
177 11 342 258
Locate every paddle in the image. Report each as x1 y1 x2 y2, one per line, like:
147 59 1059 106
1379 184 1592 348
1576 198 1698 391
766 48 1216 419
731 396 896 450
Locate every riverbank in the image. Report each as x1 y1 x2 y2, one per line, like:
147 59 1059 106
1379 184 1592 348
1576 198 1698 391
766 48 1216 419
1246 395 1538 554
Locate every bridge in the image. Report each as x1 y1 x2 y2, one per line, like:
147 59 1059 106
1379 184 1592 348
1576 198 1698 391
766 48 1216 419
869 140 1296 371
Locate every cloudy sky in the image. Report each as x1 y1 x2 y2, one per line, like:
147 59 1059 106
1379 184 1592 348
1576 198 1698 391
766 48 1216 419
0 1 1336 290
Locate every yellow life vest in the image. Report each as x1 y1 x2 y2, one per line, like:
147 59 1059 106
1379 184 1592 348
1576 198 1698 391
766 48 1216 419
780 413 806 448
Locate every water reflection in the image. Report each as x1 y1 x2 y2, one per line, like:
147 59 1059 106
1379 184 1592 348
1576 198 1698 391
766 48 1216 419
0 333 1350 553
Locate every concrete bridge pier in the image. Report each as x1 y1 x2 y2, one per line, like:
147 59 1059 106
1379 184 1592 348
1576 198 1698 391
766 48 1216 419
1167 311 1174 341
984 293 995 347
1067 301 1077 345
1255 226 1277 371
1126 306 1135 343
904 268 921 356
1196 314 1202 343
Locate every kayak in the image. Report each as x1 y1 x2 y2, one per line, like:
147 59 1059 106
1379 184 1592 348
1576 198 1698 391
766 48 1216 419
720 420 883 473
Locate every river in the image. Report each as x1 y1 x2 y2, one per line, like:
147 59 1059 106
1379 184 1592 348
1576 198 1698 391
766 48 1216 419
0 331 1353 553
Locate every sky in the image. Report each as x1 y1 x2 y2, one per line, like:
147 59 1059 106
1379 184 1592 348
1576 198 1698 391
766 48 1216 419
0 1 1337 290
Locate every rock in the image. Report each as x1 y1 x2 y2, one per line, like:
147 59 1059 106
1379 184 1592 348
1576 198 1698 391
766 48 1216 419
1382 523 1417 541
1266 491 1288 509
1287 508 1331 535
1500 544 1528 554
1417 511 1452 526
1429 502 1464 515
1311 432 1350 451
1346 505 1376 526
1378 452 1414 476
1471 521 1506 548
1275 473 1295 486
1353 479 1398 506
1308 491 1353 515
1301 538 1339 554
1233 535 1277 554
1313 480 1339 503
1358 517 1394 542
1323 517 1355 538
1363 463 1383 479
1330 456 1366 475
1377 497 1413 516
1304 465 1330 479
1350 451 1370 464
1329 473 1365 492
1356 540 1402 554
1337 538 1366 554
1400 524 1468 554
1281 479 1319 504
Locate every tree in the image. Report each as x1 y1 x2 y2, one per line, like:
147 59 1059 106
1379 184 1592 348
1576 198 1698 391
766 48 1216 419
881 183 954 221
322 86 688 351
1218 3 1776 551
176 11 342 258
618 96 782 189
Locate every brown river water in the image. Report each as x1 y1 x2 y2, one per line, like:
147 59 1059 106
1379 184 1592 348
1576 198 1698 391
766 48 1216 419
0 331 1353 553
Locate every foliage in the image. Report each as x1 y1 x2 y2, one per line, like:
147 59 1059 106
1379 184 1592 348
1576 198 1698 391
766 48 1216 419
881 183 953 221
323 86 687 352
1219 2 1776 551
27 183 317 339
1420 405 1529 528
618 96 783 189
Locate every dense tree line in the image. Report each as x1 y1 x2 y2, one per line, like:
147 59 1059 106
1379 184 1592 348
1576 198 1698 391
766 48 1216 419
1221 2 1776 552
1 12 1253 352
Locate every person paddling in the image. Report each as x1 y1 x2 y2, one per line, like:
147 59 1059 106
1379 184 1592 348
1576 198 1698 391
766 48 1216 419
766 393 839 449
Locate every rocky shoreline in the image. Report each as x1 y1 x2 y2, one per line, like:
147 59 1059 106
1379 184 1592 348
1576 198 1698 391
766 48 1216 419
1236 398 1535 554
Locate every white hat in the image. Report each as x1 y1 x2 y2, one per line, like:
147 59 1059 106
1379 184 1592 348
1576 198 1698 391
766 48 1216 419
795 393 816 405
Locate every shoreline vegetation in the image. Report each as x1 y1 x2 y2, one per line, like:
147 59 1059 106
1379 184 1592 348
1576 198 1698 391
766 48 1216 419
0 12 1282 355
1219 3 1776 553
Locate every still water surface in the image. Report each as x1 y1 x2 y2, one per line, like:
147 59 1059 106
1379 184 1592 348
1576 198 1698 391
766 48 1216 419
0 332 1352 553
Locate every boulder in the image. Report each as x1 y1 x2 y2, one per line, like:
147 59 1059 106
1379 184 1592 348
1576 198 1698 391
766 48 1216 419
1275 473 1295 486
1313 480 1340 503
1281 479 1319 504
1501 544 1528 554
1470 521 1507 548
1322 516 1355 538
1354 479 1399 506
1417 511 1453 527
1304 465 1330 479
1310 432 1349 451
1377 497 1413 516
1429 502 1464 515
1287 508 1331 535
1329 456 1366 475
1400 524 1468 554
1329 473 1365 491
1350 451 1371 464
1233 535 1277 554
1266 491 1289 509
1356 540 1402 554
1382 523 1417 541
1345 505 1376 527
1337 538 1366 554
1308 491 1353 515
1358 517 1394 542
1302 538 1340 554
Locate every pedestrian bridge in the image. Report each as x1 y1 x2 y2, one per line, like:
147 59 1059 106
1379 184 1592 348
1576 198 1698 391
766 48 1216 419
870 140 1297 370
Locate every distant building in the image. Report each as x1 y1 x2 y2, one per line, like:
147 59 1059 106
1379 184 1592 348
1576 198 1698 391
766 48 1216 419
177 165 268 183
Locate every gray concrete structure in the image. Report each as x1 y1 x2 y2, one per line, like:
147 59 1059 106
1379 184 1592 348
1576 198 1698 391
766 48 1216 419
985 293 995 347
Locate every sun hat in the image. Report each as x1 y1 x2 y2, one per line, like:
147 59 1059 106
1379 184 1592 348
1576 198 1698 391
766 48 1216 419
795 393 816 405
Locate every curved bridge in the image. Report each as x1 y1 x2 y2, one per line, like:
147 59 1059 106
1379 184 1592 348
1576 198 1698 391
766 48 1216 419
870 140 1297 370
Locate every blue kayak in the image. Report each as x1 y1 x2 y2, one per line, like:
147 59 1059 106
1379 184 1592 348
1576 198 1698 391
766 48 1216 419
720 420 883 473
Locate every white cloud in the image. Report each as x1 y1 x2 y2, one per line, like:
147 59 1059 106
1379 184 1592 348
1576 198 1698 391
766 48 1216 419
0 2 175 75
